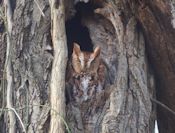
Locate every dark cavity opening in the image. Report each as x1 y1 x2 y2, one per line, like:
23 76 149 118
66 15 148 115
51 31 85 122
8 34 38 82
66 1 100 58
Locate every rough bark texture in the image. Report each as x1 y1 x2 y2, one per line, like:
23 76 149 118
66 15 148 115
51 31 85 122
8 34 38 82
0 6 6 133
11 0 52 132
130 1 175 133
0 18 6 81
0 0 175 133
65 1 155 133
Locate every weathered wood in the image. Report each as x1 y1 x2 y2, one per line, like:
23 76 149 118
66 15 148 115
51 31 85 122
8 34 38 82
65 1 156 133
9 0 52 132
49 0 67 133
130 1 175 133
4 0 16 132
1 0 175 132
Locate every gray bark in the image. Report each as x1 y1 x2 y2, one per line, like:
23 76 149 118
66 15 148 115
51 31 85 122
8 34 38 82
130 1 175 133
49 0 67 132
65 1 155 133
1 0 175 133
9 0 52 132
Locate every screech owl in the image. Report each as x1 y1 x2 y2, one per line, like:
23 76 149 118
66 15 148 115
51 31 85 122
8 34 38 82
66 43 110 133
66 43 106 100
72 43 100 74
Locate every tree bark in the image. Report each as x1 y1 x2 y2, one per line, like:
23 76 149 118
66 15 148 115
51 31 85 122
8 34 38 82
6 0 52 132
65 1 155 133
130 1 175 133
0 0 175 133
49 0 67 133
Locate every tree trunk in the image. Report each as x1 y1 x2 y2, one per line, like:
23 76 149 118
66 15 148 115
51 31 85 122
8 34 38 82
4 0 52 132
0 0 174 133
65 1 155 133
127 0 175 133
49 0 67 132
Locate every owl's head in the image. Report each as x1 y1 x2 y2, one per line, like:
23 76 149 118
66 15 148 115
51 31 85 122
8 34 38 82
72 43 101 74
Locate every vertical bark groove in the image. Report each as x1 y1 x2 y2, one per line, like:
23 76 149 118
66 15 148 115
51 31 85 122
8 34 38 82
1 0 175 132
65 1 155 133
4 0 16 132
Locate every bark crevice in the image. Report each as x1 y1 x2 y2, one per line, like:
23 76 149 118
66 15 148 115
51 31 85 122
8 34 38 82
2 0 175 132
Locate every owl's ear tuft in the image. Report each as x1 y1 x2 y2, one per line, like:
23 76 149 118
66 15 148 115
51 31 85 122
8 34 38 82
73 43 81 55
93 46 101 58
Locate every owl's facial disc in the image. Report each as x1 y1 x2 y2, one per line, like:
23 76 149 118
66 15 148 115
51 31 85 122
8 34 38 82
79 52 85 69
87 55 94 68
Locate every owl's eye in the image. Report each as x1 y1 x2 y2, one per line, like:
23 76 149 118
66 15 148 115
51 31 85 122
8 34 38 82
77 76 80 80
91 75 95 81
74 75 80 80
91 59 95 63
77 59 81 63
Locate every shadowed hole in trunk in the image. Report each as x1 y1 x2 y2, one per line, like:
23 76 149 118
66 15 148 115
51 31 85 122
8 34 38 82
65 1 102 58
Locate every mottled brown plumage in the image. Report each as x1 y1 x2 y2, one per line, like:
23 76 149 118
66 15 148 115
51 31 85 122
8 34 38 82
66 43 109 133
72 42 100 74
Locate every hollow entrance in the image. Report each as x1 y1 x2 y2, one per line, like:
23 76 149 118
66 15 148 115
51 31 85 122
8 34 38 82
66 2 99 58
